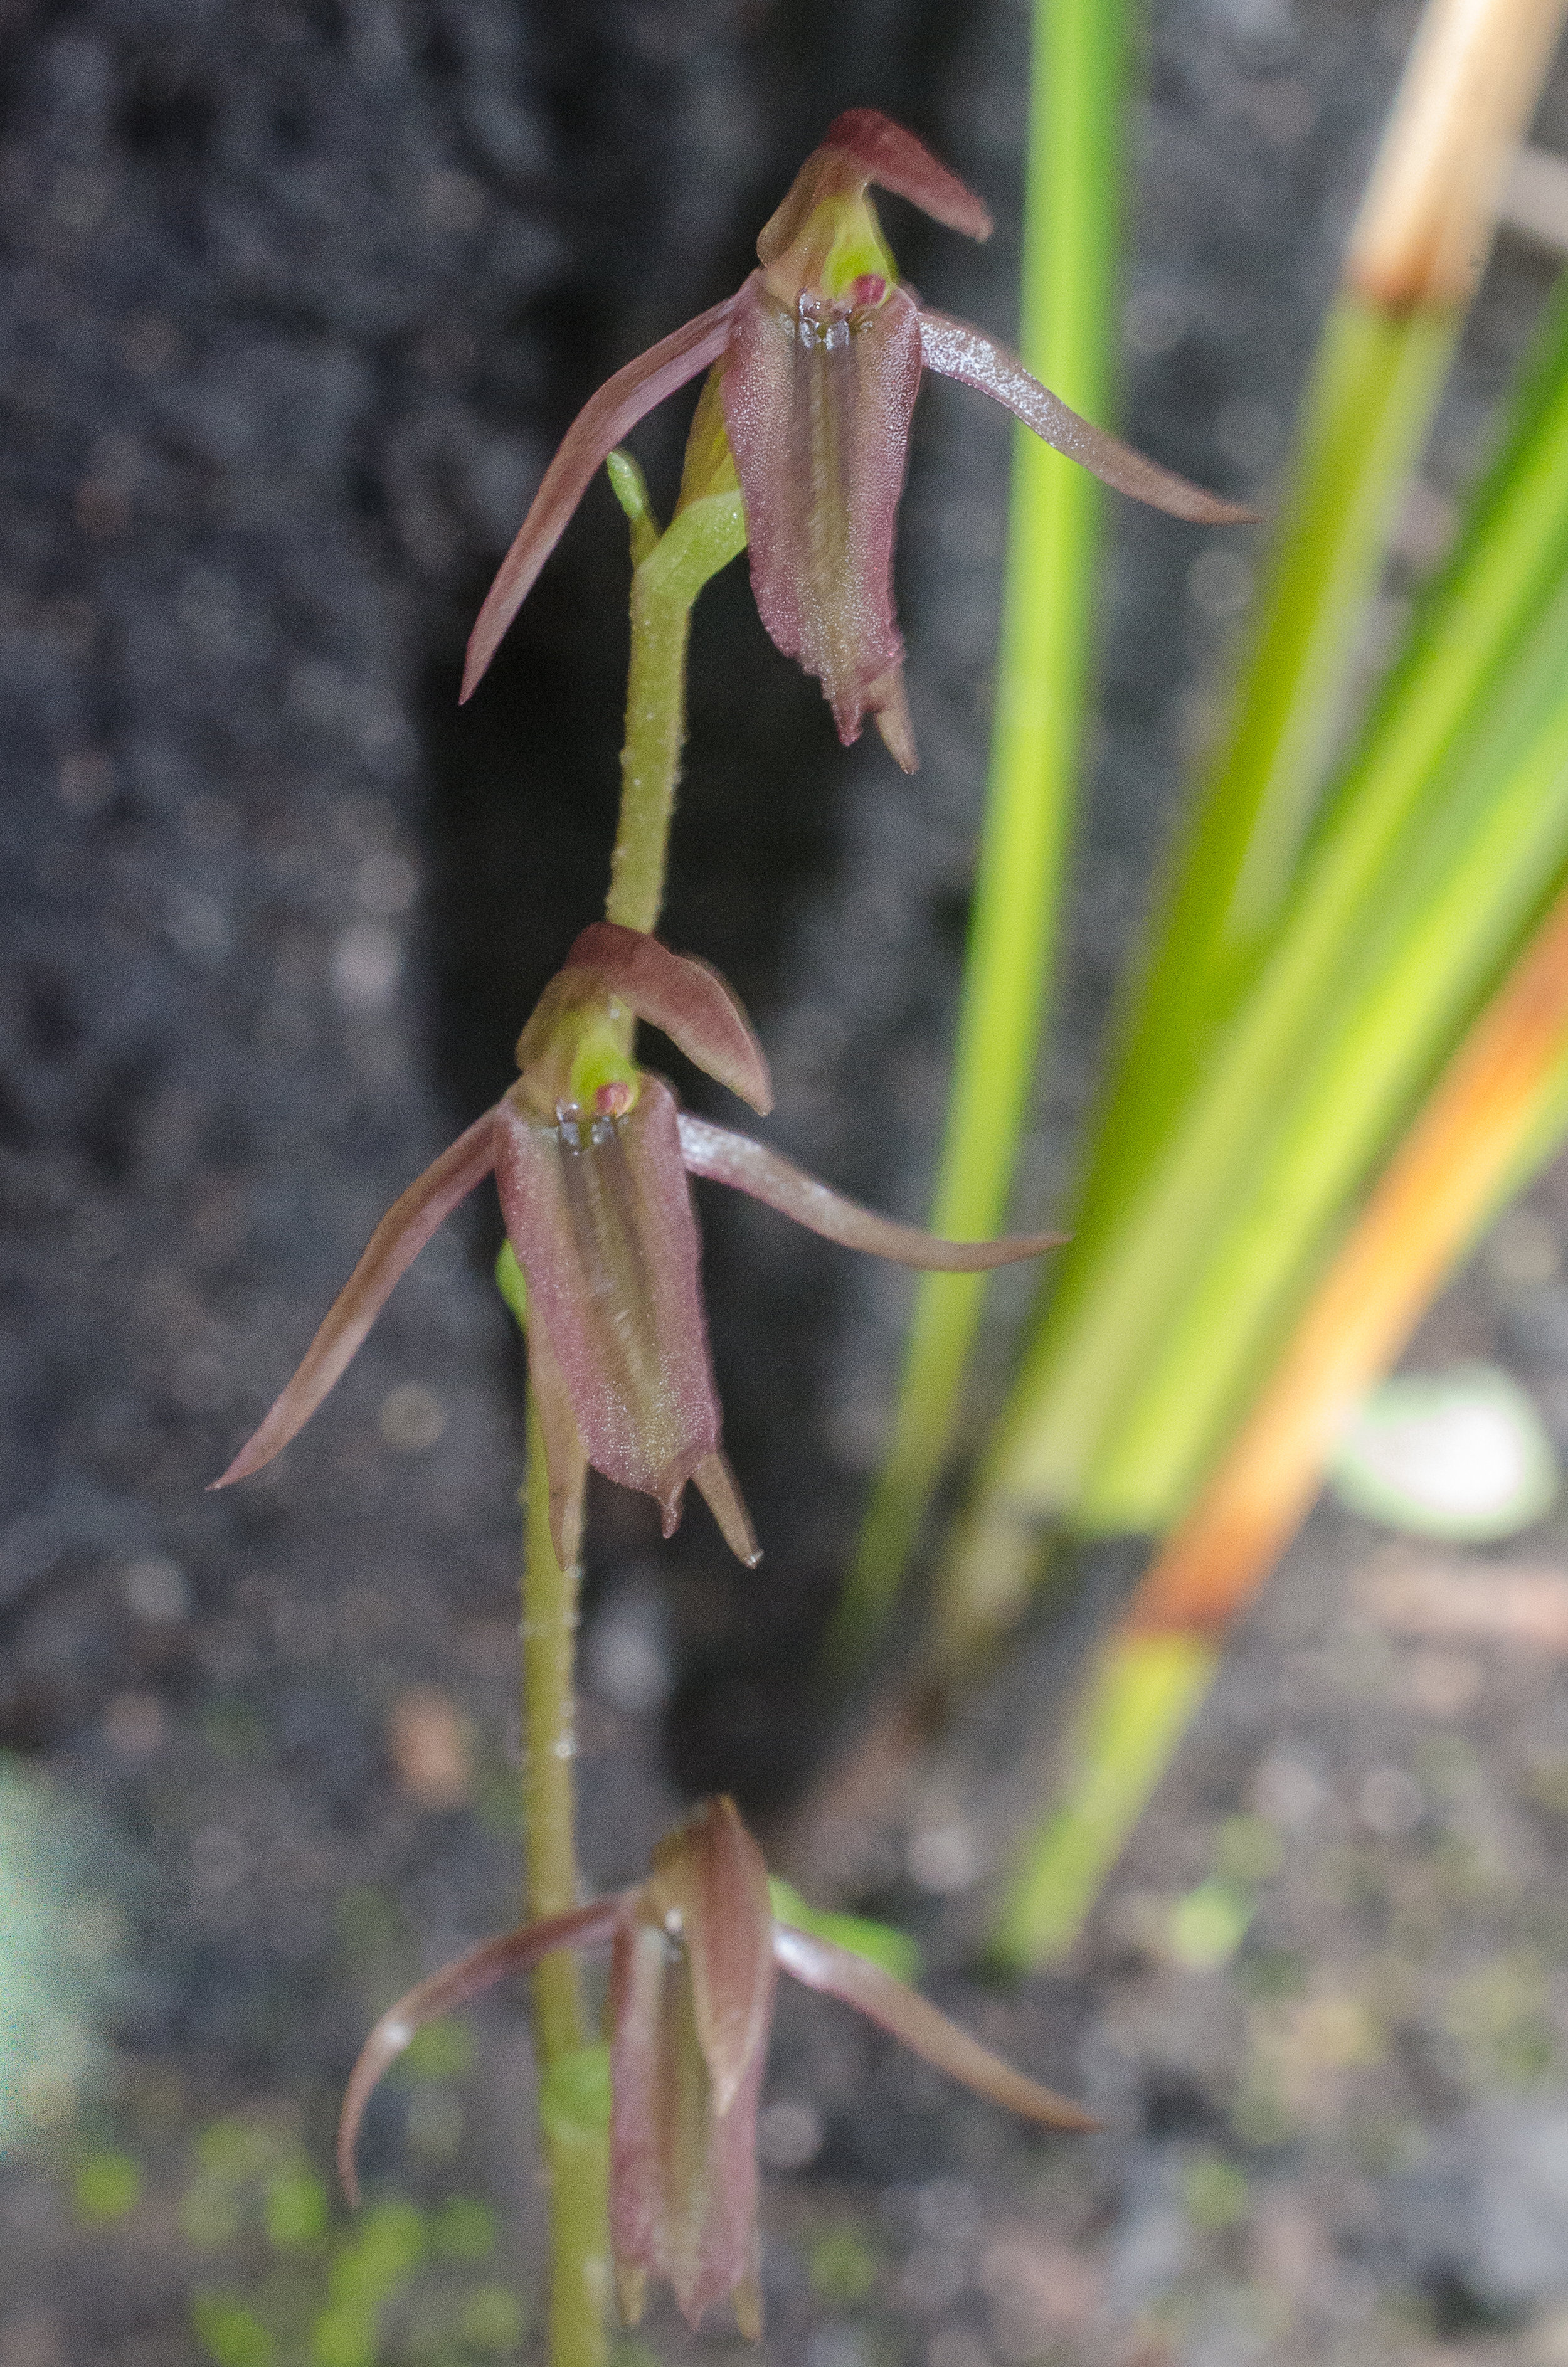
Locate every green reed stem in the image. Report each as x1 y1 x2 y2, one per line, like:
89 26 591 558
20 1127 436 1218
830 0 1133 1668
993 853 1568 1972
935 272 1568 1656
1084 298 1456 1235
507 440 746 2366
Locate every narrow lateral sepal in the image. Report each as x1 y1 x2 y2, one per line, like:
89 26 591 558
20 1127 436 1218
462 297 736 701
677 1114 1067 1269
918 310 1261 525
213 1110 497 1488
337 1895 628 2205
693 1451 761 1568
771 1922 1099 2131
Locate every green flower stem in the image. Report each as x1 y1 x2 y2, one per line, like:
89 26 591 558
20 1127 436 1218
604 457 747 937
830 0 1133 1668
520 1375 609 2367
502 449 746 2367
496 1245 608 2367
519 1380 589 2063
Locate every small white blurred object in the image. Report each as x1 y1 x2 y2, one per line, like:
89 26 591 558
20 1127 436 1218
1328 1362 1558 1540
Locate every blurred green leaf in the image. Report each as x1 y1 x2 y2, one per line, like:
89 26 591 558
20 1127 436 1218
539 2043 610 2141
72 2147 140 2222
266 2164 329 2252
430 2196 496 2264
768 1880 921 1983
193 2293 276 2367
1182 2153 1249 2230
808 2225 877 2304
457 2283 524 2354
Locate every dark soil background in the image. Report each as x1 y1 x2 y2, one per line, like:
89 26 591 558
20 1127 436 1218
7 0 1568 2360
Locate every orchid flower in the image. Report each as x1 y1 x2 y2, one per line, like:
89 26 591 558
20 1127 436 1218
215 923 1063 1564
337 1797 1096 2335
461 107 1257 770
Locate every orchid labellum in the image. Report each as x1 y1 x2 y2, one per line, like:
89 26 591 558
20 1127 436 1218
462 107 1257 769
337 1798 1096 2336
215 924 1064 1564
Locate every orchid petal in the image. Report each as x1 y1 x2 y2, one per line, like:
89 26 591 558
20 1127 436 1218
677 1114 1067 1270
820 109 993 240
723 275 924 766
337 1894 627 2205
213 1110 497 1488
918 309 1262 526
772 1923 1098 2131
495 1079 729 1545
648 1800 777 2112
527 1311 590 1570
461 296 736 701
756 109 991 270
561 923 773 1115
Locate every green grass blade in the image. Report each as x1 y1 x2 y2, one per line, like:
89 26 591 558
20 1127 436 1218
995 871 1568 1969
1022 285 1568 1500
990 1633 1218 1971
933 277 1568 1632
1083 299 1457 1241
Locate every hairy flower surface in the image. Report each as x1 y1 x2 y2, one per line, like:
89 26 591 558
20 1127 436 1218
461 108 1256 767
337 1798 1096 2335
216 924 1064 1562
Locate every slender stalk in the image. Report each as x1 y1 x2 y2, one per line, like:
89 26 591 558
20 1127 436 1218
519 1380 609 2367
993 867 1568 1969
830 0 1132 1666
506 435 746 2364
605 445 746 935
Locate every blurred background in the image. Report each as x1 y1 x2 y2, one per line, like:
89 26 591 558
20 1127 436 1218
8 0 1568 2359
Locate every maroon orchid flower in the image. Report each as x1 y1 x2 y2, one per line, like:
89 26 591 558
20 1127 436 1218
215 923 1063 1564
338 1797 1096 2336
460 107 1257 769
